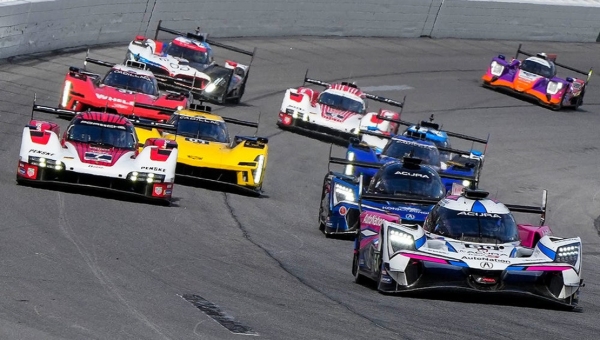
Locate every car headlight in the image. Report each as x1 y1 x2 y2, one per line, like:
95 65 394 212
389 227 415 253
61 80 72 108
252 155 265 184
462 180 471 187
440 162 448 170
128 171 165 183
547 81 563 95
555 242 580 266
333 183 356 205
490 61 504 77
205 83 217 93
28 156 64 170
344 151 355 176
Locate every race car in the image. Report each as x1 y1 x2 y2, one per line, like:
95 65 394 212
17 102 178 205
362 113 489 163
349 127 486 193
132 103 268 196
353 189 584 308
277 73 405 146
126 20 256 104
59 54 189 121
482 44 593 110
319 155 475 237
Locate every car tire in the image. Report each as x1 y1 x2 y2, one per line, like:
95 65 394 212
352 251 369 285
318 176 330 233
575 89 585 110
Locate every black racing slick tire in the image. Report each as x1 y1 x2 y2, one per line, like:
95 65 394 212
353 251 369 285
318 176 331 233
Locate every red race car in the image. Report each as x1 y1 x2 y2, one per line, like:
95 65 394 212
59 56 189 121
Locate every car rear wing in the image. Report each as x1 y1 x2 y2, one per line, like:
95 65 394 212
154 20 256 57
303 71 405 109
133 102 259 129
83 50 148 71
361 189 547 225
515 44 593 83
504 189 547 225
358 129 483 158
374 112 490 146
29 99 178 131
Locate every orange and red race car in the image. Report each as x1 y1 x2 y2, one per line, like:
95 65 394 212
59 56 189 121
482 44 592 111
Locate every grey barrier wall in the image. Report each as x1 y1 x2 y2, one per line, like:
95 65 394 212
1 0 599 60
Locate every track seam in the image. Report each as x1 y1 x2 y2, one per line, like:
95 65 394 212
221 193 403 338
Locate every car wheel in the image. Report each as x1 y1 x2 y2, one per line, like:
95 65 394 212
318 176 330 233
575 89 585 109
375 230 385 291
352 250 369 285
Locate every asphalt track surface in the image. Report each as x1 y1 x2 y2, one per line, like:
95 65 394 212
1 38 600 340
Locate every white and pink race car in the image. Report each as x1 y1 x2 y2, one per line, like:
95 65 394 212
277 74 405 147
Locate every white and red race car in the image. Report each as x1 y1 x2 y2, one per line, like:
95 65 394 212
16 103 178 205
125 20 256 104
277 74 405 146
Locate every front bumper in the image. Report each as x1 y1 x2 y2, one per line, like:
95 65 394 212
175 163 262 196
277 112 358 145
17 161 173 204
379 257 582 306
482 77 575 109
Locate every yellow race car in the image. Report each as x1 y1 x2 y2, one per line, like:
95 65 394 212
132 103 268 195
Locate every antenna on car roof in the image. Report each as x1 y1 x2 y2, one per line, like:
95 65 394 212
254 111 261 137
31 93 37 120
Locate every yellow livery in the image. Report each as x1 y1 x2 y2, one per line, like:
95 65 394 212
133 104 268 195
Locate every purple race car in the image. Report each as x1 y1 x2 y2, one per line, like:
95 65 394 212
482 44 592 110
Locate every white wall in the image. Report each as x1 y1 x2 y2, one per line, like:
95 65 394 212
1 0 599 60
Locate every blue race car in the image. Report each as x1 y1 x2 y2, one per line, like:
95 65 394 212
400 115 489 164
318 155 473 237
361 113 489 164
348 130 483 194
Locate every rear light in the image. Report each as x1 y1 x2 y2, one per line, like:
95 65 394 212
289 92 303 102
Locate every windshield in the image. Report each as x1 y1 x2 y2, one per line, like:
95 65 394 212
382 139 441 166
430 206 519 243
165 43 209 65
370 167 446 198
318 92 365 114
520 59 556 78
171 116 229 143
102 69 157 95
67 120 136 149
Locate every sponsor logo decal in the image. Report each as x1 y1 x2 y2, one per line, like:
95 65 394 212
362 214 387 226
480 262 493 269
154 186 163 195
394 171 429 178
80 120 127 130
84 152 113 163
141 166 165 172
339 206 348 216
465 244 505 251
457 212 501 218
27 168 35 177
382 206 424 213
29 149 55 156
404 213 415 220
95 93 135 106
461 256 510 264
